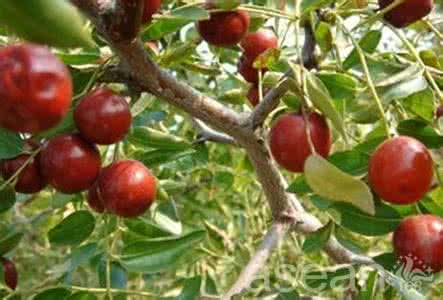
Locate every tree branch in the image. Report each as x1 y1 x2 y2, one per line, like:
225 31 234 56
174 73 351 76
221 223 289 300
192 119 238 146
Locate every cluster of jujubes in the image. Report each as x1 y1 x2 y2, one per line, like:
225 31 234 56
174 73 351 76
0 44 157 218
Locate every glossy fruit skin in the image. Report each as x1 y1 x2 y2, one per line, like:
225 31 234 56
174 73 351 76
436 105 443 119
393 215 443 273
87 182 105 213
142 0 161 23
0 154 46 194
269 112 332 173
241 29 278 59
1 258 18 290
0 44 72 133
379 0 433 28
40 134 101 194
92 160 156 218
238 55 267 84
368 136 433 204
74 88 132 145
197 10 250 47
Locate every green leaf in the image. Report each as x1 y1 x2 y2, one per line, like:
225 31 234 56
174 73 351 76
315 22 333 53
159 42 196 67
171 6 209 21
48 211 95 247
305 72 348 142
0 128 23 159
333 202 401 236
68 292 97 300
316 72 358 100
343 31 382 70
304 155 375 215
120 230 206 273
142 19 189 41
373 252 397 270
98 261 127 289
134 148 197 168
358 271 378 300
64 243 99 274
0 0 93 48
175 276 201 300
402 89 434 122
381 75 428 102
0 231 23 256
57 50 101 66
0 185 16 213
128 127 191 150
33 288 71 300
327 150 369 176
397 119 443 148
277 291 300 300
125 218 175 238
302 221 334 253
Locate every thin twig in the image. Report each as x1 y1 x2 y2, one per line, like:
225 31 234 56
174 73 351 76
221 223 289 300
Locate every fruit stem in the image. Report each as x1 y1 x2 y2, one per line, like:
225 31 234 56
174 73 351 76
423 20 443 41
337 16 391 137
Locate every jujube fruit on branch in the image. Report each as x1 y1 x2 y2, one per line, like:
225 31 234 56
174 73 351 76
74 88 132 145
238 55 266 84
368 136 433 204
379 0 433 28
269 112 332 173
1 258 18 290
0 154 46 194
197 9 250 47
393 214 443 273
0 43 72 133
40 134 101 194
241 29 278 60
87 160 156 218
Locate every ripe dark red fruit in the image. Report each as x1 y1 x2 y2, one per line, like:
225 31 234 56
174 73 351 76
241 29 278 59
269 112 332 172
436 105 443 119
238 55 267 84
197 10 250 47
74 88 132 145
1 258 18 290
379 0 433 28
40 134 101 194
89 160 156 218
0 44 72 134
87 182 105 213
142 0 161 23
368 136 433 204
0 154 46 194
393 214 443 273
